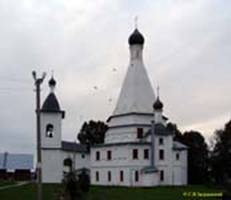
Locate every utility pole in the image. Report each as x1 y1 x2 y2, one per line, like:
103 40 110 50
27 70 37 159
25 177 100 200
32 71 46 200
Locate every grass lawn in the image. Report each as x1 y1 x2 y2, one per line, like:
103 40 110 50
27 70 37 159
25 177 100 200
0 183 226 200
0 181 16 187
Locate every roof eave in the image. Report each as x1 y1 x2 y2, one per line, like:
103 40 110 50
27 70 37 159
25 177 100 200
40 110 65 119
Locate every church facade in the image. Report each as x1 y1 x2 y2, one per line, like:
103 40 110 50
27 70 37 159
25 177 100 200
40 28 187 186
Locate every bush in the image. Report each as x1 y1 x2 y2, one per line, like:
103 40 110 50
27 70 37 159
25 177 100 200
78 169 90 193
61 168 90 200
63 171 81 200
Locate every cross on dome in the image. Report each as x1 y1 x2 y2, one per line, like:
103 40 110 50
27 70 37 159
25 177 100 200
48 72 56 92
128 18 145 45
153 86 163 110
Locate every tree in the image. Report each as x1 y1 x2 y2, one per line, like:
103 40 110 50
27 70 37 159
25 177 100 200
210 119 231 184
77 120 108 146
181 131 209 184
166 122 183 142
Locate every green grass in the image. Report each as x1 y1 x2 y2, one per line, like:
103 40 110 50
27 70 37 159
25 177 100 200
0 181 16 187
0 183 62 200
87 185 225 200
0 183 226 200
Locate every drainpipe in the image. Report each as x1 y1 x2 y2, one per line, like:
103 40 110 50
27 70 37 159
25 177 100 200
151 120 155 167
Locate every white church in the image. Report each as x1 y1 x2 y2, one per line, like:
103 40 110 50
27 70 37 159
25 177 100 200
40 27 188 186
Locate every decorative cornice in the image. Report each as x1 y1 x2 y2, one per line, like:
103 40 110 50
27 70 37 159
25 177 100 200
40 110 65 119
108 123 152 129
107 112 153 122
91 141 151 148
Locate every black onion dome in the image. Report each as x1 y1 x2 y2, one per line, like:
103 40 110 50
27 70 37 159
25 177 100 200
153 97 163 110
49 77 56 87
41 93 61 112
128 28 144 45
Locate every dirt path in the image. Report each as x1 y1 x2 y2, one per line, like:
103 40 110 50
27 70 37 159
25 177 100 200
0 182 29 190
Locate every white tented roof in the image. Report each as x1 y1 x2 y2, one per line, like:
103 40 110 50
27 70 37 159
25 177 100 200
113 61 155 115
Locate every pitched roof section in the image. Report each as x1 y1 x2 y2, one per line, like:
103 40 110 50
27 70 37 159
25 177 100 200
113 60 155 115
61 141 88 153
173 141 188 150
143 123 174 138
41 93 61 112
41 93 65 118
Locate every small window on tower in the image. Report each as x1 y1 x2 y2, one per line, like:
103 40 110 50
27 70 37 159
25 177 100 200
133 149 138 160
96 171 99 182
144 149 149 159
96 151 100 161
160 170 164 181
159 149 164 160
107 150 112 160
46 124 54 138
137 128 143 139
159 138 164 145
176 153 180 160
108 171 111 182
120 170 124 182
135 170 139 182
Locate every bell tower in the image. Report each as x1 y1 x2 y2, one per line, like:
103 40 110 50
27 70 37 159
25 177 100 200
40 75 65 183
40 76 65 149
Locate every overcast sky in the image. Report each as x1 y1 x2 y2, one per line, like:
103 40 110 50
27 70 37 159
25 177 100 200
0 0 230 154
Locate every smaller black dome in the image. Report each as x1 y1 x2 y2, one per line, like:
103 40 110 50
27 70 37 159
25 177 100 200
128 28 144 45
153 97 163 110
49 77 56 87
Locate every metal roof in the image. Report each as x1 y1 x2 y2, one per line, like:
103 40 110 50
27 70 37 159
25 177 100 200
143 123 174 137
173 141 188 150
61 141 88 153
41 93 61 112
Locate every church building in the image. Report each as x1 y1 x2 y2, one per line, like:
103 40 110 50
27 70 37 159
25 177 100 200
40 27 188 186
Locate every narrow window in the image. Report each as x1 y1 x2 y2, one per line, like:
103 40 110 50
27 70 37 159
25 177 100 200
133 149 138 160
46 124 54 138
160 170 164 181
108 171 111 182
63 158 72 170
159 149 164 160
159 138 164 145
96 171 99 182
137 128 143 139
81 154 85 159
107 150 111 160
96 151 100 161
144 149 149 159
135 170 139 182
120 170 124 182
176 153 180 160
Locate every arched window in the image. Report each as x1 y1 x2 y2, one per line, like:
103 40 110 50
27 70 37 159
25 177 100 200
46 124 54 138
63 158 73 172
